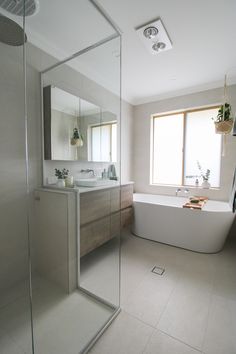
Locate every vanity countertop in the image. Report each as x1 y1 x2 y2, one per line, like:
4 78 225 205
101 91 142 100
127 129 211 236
40 181 134 194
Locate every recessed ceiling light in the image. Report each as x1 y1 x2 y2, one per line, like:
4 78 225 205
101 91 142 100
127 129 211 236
152 42 166 51
143 26 158 39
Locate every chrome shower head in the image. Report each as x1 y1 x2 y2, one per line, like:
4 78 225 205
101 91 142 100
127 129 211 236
0 0 39 17
0 14 27 46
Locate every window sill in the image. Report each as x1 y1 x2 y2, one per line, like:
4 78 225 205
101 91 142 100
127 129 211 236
149 183 220 191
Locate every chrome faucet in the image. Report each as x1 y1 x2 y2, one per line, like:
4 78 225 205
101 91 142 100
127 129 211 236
80 169 95 177
175 188 182 196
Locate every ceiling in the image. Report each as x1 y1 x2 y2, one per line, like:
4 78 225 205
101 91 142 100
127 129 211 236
1 0 236 105
51 87 99 116
98 0 236 105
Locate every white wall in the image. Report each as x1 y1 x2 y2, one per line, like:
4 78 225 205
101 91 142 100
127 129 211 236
133 86 236 201
51 109 77 160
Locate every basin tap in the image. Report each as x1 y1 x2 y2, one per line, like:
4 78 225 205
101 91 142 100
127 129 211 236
80 169 95 177
175 188 182 196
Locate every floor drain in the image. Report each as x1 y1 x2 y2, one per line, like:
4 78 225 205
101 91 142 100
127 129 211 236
151 266 165 276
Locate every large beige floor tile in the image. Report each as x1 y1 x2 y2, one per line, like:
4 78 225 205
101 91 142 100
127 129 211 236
88 311 153 354
157 282 211 350
123 269 178 326
212 265 236 301
143 329 201 354
203 295 236 354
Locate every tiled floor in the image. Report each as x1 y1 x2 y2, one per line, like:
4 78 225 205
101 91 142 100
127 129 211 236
1 231 236 354
89 230 236 354
80 236 120 306
0 276 114 354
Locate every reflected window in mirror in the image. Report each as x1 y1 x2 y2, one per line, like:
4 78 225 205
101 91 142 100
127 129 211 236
89 122 117 162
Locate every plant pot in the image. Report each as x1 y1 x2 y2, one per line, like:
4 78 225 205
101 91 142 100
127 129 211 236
71 138 83 147
214 120 233 134
65 176 74 188
57 179 65 187
201 180 211 189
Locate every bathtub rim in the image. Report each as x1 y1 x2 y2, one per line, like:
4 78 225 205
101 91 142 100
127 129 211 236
133 192 233 213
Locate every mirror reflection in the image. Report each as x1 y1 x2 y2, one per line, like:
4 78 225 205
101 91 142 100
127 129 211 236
44 86 117 162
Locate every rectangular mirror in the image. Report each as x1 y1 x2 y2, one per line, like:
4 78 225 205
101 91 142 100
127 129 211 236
43 85 117 162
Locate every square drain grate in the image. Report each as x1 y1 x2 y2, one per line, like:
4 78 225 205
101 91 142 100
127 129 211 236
151 266 165 276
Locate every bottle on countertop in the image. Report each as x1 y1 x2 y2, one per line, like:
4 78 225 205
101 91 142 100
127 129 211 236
102 168 107 179
195 178 199 187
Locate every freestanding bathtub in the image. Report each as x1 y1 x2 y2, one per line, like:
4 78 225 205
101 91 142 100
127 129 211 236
132 193 235 253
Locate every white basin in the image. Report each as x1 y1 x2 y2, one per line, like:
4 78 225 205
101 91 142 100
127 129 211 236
75 178 118 187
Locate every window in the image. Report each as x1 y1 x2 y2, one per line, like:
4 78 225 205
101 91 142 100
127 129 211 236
151 107 221 187
90 122 117 162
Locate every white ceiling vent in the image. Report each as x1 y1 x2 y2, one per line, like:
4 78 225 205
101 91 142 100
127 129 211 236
136 19 172 55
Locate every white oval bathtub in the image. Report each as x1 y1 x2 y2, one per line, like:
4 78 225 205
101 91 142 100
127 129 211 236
132 193 235 253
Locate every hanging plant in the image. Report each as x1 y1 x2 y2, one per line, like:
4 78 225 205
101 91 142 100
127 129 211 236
213 103 234 134
71 127 83 147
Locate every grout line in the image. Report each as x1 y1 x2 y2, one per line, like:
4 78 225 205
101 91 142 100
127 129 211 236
154 272 181 327
122 309 156 330
158 328 202 353
141 327 156 354
201 287 214 352
119 310 156 354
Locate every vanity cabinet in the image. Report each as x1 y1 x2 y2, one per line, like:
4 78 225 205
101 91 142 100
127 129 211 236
80 184 133 257
34 183 133 283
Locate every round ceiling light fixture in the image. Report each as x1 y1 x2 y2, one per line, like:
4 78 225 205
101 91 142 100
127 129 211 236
143 26 158 39
152 42 166 52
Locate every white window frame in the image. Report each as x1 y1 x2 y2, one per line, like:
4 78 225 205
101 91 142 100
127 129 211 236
150 105 221 187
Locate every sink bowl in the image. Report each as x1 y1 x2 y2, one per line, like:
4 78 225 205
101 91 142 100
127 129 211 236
75 178 118 187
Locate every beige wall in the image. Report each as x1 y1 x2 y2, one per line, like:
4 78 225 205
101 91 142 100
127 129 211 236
133 86 236 201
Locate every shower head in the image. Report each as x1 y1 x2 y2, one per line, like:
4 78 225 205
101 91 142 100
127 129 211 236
0 0 39 17
0 14 27 46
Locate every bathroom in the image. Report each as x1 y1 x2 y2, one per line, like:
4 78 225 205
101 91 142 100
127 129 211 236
0 1 236 353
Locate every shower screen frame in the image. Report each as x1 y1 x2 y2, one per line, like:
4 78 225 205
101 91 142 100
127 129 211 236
36 1 122 353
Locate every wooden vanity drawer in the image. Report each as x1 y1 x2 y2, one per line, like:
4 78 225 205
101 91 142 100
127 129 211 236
110 212 121 238
80 216 110 257
80 190 111 225
110 187 121 213
121 184 133 209
121 207 133 228
80 184 133 257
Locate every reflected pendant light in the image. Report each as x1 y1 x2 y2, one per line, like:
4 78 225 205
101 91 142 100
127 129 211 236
71 127 83 147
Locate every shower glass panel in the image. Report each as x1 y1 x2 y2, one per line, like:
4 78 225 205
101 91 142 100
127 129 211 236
25 1 121 353
74 36 121 307
0 3 33 354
